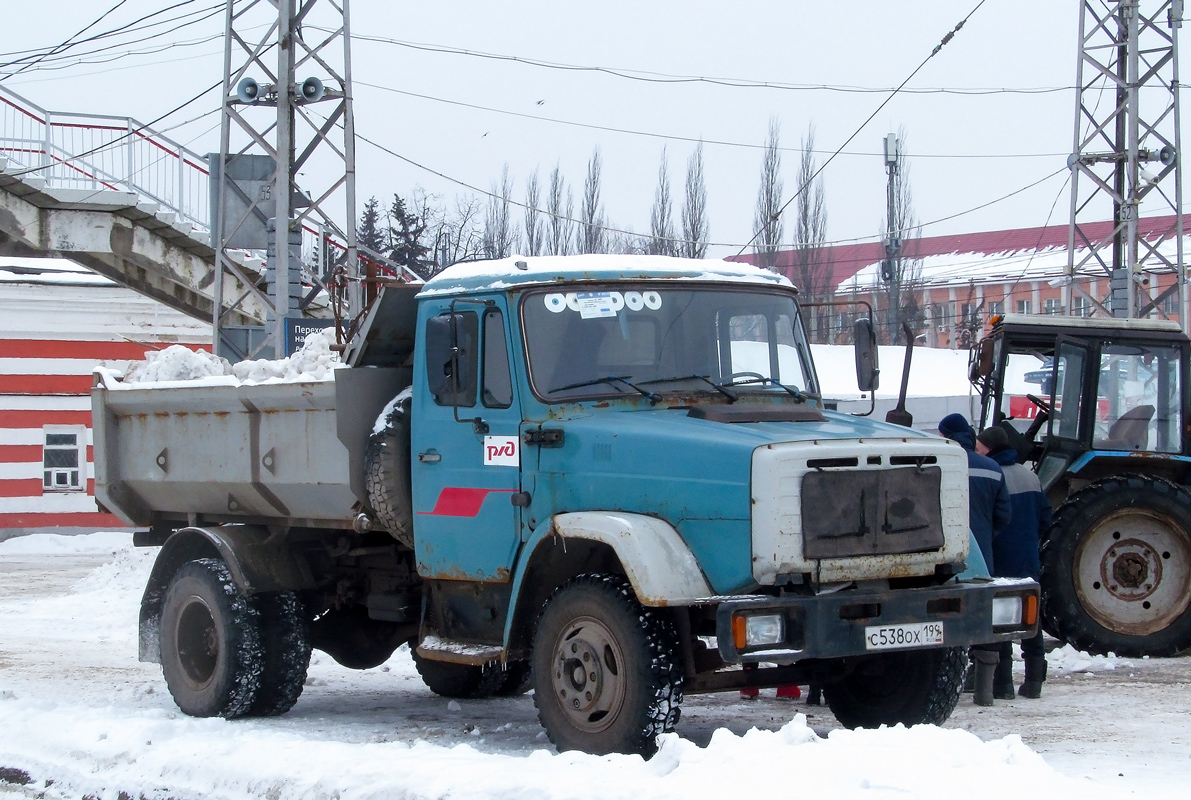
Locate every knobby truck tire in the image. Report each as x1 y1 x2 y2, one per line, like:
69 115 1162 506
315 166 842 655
248 592 312 716
824 646 967 729
1040 475 1191 657
159 558 263 719
532 574 683 757
365 397 414 550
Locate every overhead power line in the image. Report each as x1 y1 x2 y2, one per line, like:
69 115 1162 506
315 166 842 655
737 0 990 256
355 81 1067 161
333 28 1072 96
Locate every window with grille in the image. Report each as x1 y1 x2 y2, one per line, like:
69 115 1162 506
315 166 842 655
1044 298 1062 315
1016 299 1032 315
988 300 1004 316
43 427 85 493
1072 296 1090 317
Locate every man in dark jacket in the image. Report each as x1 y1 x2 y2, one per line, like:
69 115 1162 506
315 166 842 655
938 413 1011 706
977 425 1052 699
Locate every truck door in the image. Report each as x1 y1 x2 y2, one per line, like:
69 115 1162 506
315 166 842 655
411 298 523 581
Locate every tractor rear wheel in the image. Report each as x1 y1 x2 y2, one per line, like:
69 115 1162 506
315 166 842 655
1040 475 1191 657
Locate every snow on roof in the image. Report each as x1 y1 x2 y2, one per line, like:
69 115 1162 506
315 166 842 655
418 254 791 297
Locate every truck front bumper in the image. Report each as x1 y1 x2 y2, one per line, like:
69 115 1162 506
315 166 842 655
715 578 1039 664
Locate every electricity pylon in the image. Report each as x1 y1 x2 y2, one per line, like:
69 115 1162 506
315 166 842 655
1065 0 1185 321
210 0 360 359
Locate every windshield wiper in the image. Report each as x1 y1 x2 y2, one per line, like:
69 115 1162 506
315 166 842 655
718 375 818 403
638 374 738 402
549 375 661 403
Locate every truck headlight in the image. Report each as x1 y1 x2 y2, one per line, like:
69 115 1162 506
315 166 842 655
732 613 785 648
991 596 1023 626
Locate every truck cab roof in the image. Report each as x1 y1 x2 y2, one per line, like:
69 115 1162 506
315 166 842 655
416 254 794 298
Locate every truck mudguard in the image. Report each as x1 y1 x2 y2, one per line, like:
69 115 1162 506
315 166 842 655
138 525 316 662
536 512 714 605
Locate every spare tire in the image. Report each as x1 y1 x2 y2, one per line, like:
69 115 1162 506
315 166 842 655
365 392 414 549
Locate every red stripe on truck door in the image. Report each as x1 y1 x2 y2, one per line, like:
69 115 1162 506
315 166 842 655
417 487 515 517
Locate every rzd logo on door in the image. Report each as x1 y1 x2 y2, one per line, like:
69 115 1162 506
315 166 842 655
483 435 519 467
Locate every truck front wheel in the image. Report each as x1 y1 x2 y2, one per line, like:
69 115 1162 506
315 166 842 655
159 558 263 718
824 646 966 729
532 574 682 756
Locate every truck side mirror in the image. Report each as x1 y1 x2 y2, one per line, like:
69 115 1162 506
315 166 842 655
854 318 880 392
425 313 477 405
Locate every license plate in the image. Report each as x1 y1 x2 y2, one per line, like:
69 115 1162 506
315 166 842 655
864 621 945 650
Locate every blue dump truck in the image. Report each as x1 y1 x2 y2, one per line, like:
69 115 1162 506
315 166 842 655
93 255 1038 756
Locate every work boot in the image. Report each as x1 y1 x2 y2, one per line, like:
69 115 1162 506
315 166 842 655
1018 656 1047 699
972 650 999 707
807 684 822 706
993 653 1015 700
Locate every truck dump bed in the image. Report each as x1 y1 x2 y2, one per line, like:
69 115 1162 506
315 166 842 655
92 367 406 530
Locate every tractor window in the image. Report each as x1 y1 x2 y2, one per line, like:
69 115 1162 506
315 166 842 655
997 351 1053 435
1052 343 1087 440
1094 343 1182 453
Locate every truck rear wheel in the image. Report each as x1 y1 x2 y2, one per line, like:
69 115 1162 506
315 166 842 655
248 592 312 716
159 558 263 718
532 574 682 756
1040 475 1191 657
365 398 414 550
824 646 966 729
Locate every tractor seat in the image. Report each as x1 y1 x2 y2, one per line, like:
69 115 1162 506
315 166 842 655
1095 404 1155 451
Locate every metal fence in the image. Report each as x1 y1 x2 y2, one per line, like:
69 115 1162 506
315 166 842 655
0 84 210 232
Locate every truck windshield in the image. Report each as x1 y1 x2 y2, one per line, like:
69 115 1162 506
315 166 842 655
521 285 816 402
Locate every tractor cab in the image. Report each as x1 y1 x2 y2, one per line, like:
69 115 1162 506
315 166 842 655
969 313 1191 658
971 313 1191 504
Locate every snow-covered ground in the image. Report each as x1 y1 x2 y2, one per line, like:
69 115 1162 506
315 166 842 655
1 533 1188 800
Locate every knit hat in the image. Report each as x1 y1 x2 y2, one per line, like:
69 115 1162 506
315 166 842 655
938 413 976 450
976 425 1010 453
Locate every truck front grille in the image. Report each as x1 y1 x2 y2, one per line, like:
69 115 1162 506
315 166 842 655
800 466 944 558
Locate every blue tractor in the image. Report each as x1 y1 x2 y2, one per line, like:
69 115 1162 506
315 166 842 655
972 313 1191 657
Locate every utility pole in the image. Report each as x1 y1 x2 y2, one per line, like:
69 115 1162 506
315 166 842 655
210 0 383 360
1065 0 1184 322
881 133 904 341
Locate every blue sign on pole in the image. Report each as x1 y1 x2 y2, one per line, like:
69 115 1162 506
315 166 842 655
284 318 336 356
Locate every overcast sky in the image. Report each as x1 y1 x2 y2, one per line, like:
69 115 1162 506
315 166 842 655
2 1 1119 259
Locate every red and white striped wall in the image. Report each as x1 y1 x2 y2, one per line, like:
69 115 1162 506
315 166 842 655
1 261 210 535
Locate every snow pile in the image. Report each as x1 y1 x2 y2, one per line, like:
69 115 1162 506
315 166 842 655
231 330 345 382
112 331 345 387
814 343 974 399
0 703 1123 800
123 345 232 383
0 531 131 555
1045 644 1133 674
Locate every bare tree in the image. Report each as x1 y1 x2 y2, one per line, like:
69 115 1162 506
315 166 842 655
792 124 833 341
523 169 543 256
680 142 708 259
422 191 485 274
648 147 675 256
483 163 516 259
546 163 573 256
753 118 784 271
579 148 606 254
